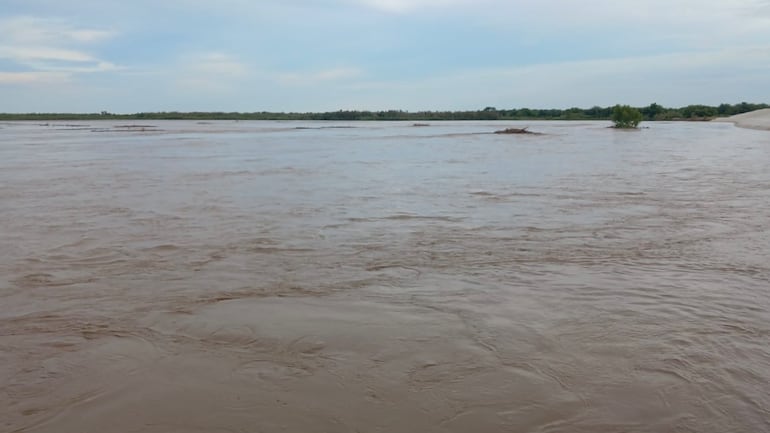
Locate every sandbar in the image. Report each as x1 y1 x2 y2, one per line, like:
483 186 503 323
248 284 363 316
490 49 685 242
713 108 770 130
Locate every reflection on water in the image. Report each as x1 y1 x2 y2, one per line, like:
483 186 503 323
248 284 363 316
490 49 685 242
1 120 769 433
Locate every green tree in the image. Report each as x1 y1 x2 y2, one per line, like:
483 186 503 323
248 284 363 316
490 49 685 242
611 105 643 128
564 107 585 120
681 105 717 119
717 103 732 116
641 102 663 120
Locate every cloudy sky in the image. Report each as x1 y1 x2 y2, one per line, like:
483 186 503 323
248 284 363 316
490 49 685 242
2 0 770 112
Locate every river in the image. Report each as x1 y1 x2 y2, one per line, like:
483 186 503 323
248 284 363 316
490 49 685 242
1 120 769 432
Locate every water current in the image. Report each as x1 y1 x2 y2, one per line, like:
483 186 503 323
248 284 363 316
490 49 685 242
1 120 769 432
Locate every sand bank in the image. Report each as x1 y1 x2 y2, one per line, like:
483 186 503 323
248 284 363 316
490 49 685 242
714 108 770 130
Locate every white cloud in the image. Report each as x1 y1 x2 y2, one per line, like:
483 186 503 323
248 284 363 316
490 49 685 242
0 16 118 84
277 67 362 85
0 71 70 85
350 0 770 44
351 0 473 13
174 52 251 92
0 16 116 45
68 29 116 43
0 46 95 63
193 53 249 77
328 46 770 110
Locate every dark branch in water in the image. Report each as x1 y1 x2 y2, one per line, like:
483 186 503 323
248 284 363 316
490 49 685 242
494 127 540 135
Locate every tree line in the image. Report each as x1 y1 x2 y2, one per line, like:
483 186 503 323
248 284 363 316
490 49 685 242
1 102 766 121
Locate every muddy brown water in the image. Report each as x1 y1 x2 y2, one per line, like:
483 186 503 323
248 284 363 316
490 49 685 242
1 120 769 433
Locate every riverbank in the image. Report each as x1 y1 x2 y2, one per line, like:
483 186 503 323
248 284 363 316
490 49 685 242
714 108 770 130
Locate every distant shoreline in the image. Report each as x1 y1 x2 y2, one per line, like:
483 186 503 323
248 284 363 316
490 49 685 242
1 103 767 122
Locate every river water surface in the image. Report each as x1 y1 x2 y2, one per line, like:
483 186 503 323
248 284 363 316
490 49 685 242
1 120 769 432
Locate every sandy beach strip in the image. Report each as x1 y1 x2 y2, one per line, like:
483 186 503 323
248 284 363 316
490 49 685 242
713 108 770 131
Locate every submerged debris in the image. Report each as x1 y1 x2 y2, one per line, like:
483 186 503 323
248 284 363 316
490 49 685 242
494 127 540 135
89 125 161 133
294 126 357 130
